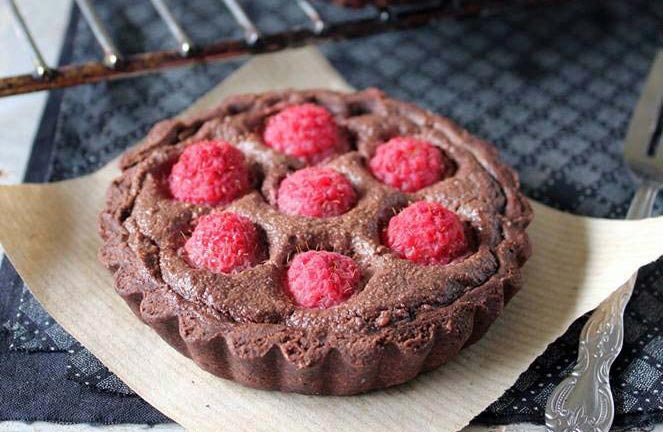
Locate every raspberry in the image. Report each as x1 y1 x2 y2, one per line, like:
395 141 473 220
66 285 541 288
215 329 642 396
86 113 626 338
286 251 360 309
185 212 259 274
385 201 467 265
169 140 249 205
263 104 342 164
277 167 357 218
369 137 444 192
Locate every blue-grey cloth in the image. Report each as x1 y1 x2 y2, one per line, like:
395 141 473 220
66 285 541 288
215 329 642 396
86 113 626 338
1 0 663 427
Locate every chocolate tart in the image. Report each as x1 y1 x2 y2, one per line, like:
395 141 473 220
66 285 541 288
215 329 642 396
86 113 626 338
98 88 532 395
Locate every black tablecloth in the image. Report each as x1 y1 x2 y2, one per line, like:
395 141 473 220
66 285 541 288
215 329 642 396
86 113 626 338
1 0 662 427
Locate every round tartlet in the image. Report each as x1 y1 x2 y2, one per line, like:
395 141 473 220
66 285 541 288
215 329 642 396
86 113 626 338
98 88 532 395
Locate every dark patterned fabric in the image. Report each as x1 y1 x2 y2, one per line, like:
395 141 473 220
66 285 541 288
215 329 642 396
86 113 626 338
4 286 76 352
1 0 663 426
478 259 663 425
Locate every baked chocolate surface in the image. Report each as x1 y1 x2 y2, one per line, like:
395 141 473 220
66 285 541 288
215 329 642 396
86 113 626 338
99 88 532 395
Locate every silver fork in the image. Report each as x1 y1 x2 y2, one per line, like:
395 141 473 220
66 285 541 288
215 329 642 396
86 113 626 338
545 49 663 432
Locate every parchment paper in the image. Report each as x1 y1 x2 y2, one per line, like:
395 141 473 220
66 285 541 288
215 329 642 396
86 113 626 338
0 47 662 432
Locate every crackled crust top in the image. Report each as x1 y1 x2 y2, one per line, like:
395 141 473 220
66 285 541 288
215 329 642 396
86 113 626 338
99 88 531 368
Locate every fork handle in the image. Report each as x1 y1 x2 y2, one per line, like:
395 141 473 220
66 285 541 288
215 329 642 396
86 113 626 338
545 181 660 432
545 274 636 432
626 180 659 220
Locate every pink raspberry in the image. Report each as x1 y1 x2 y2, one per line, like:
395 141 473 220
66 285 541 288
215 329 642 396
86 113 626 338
185 212 259 274
385 201 467 265
277 167 357 218
263 104 342 164
369 137 444 192
169 140 249 205
286 251 360 309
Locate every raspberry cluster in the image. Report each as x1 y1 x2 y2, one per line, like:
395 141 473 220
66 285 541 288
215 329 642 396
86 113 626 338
277 167 356 218
285 250 360 309
170 105 466 308
263 104 343 164
369 137 446 192
185 212 259 274
168 140 249 205
384 201 467 265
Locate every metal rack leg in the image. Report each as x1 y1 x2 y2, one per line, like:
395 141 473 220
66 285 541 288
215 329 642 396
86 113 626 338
74 0 122 68
150 0 194 56
5 0 50 78
222 0 260 45
295 0 325 34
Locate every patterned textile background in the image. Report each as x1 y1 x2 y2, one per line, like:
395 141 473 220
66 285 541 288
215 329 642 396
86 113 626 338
1 0 663 427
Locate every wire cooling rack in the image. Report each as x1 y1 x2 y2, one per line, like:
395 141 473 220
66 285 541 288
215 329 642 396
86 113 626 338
1 0 561 97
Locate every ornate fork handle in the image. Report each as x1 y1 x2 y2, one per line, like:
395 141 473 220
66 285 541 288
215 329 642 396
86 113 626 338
545 181 659 432
545 274 635 432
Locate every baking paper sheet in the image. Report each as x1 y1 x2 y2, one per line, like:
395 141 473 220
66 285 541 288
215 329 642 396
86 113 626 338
0 47 661 432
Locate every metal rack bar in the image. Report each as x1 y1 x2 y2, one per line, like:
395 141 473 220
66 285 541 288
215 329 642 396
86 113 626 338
74 0 122 68
295 0 325 34
5 0 50 78
0 0 565 98
222 0 260 45
150 0 193 56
